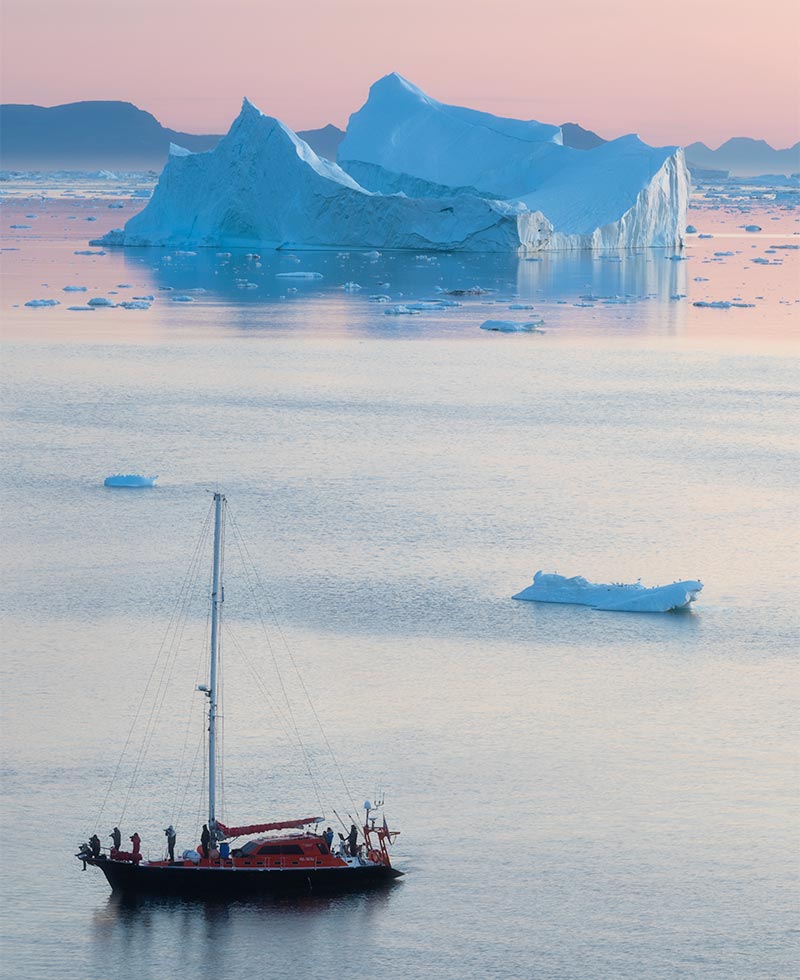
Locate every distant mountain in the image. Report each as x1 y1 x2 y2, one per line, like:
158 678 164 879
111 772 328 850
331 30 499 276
298 124 344 161
0 101 346 170
0 101 222 170
685 137 800 176
560 122 607 150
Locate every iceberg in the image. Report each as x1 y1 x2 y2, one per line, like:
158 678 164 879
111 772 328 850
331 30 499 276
96 100 534 252
104 474 158 488
513 571 703 613
338 74 689 250
95 78 687 253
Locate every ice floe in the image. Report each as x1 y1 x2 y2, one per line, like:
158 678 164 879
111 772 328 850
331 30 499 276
513 571 703 612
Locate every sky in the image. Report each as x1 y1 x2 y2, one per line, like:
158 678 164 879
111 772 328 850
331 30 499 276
1 0 798 148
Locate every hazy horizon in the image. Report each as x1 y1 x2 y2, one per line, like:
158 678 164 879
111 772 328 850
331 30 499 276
1 0 798 149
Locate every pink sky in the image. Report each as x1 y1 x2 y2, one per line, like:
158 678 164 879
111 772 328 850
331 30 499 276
1 0 798 148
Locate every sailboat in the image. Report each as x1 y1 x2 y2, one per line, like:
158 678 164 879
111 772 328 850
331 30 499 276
77 492 403 897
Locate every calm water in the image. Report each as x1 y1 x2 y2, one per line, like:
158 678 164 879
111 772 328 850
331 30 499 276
1 192 798 980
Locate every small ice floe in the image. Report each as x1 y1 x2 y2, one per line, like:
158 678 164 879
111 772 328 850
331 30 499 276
714 251 735 257
108 203 125 209
74 249 106 256
670 293 686 300
364 250 382 259
63 285 87 292
25 298 60 307
666 254 688 261
10 224 32 229
384 305 421 315
104 474 158 488
133 295 154 301
369 294 392 302
693 277 710 282
275 272 323 280
446 286 491 296
513 570 703 613
174 250 197 256
698 233 714 239
172 295 194 302
693 300 755 309
216 252 232 258
86 216 97 222
67 305 95 311
685 225 697 234
509 304 535 310
744 225 762 232
87 297 115 307
119 301 151 310
480 319 544 333
342 281 362 291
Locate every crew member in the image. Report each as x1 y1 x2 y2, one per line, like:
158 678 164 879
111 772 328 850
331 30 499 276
347 824 359 857
110 827 122 851
323 827 334 850
130 832 142 863
200 824 211 859
164 825 176 862
89 834 101 859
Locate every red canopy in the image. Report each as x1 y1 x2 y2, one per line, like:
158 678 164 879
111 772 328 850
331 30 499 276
215 817 323 838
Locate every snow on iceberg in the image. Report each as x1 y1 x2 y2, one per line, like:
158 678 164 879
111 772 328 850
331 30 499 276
95 99 534 252
513 570 703 612
339 73 689 250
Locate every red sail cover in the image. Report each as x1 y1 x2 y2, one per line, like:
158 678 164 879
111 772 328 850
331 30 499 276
215 817 323 837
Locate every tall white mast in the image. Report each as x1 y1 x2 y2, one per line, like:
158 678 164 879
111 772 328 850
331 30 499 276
208 491 225 835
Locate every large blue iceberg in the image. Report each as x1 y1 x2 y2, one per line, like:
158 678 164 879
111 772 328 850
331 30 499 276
96 75 688 253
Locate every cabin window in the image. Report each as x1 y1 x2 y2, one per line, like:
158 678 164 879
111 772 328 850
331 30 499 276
256 844 304 856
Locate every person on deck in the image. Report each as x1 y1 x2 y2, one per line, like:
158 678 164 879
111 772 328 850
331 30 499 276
200 824 211 859
347 824 359 857
89 835 101 859
164 825 176 862
110 827 122 851
130 832 141 863
323 827 334 850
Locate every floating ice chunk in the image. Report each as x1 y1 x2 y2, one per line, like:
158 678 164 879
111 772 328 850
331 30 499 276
104 474 158 487
666 254 688 261
25 298 60 307
513 570 703 612
87 297 115 307
685 225 697 233
714 251 734 256
10 224 32 229
692 300 755 309
508 304 535 310
697 233 713 239
63 285 87 292
670 293 686 300
74 249 106 255
383 305 420 315
172 295 194 302
133 295 154 301
67 305 95 311
342 281 363 291
275 272 324 280
744 224 762 232
364 250 382 259
119 301 151 309
480 319 544 333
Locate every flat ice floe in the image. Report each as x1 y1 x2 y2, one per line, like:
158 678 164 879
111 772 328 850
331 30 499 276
513 571 703 612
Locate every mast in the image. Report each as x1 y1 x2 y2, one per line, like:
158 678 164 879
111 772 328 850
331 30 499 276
208 491 225 835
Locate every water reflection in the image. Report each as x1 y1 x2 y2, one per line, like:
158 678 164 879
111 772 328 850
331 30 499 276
121 246 688 338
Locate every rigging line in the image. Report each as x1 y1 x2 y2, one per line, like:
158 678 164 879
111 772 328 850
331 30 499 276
225 518 328 818
227 505 360 819
170 606 212 825
95 500 214 831
175 728 205 835
119 504 215 821
224 625 328 815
